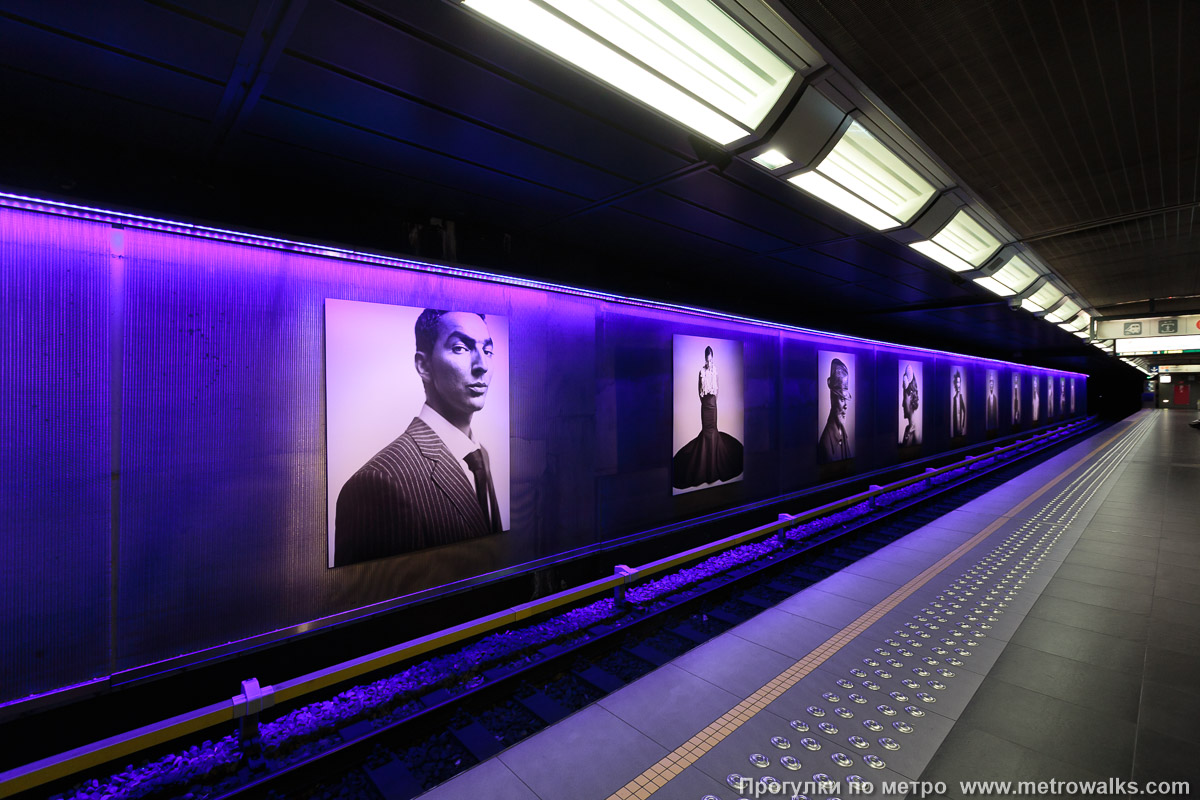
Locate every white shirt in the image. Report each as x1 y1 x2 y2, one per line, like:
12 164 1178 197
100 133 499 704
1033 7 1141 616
419 404 481 489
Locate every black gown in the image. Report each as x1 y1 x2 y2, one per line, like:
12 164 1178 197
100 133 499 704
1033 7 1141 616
673 392 744 489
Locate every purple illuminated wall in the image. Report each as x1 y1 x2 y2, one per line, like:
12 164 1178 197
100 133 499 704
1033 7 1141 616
0 202 1087 704
1 210 112 703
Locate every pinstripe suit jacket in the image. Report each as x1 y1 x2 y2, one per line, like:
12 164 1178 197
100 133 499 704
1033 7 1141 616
334 417 497 566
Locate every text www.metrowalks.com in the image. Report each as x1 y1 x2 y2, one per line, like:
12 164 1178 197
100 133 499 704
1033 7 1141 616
732 776 1191 797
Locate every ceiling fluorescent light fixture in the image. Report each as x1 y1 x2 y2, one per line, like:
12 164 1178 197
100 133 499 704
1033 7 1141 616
789 121 936 230
972 276 1013 296
1045 298 1081 324
752 148 792 170
463 0 796 145
1061 311 1091 332
972 254 1038 297
1021 282 1064 313
788 170 897 230
910 209 1002 273
1073 330 1089 338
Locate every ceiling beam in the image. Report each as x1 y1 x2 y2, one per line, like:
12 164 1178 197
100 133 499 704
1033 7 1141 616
1019 200 1200 244
537 161 714 226
207 0 309 160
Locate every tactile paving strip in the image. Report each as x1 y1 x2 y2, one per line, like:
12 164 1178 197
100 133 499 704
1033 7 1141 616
607 416 1153 800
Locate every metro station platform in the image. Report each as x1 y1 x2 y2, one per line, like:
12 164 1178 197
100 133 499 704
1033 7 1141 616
415 410 1200 800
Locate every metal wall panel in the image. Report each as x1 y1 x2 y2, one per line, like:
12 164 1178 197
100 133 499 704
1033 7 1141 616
0 209 112 701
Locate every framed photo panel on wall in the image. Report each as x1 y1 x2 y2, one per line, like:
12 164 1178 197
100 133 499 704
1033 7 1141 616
899 360 922 447
324 299 511 567
985 369 999 432
950 366 968 438
672 334 744 494
818 351 855 463
1012 372 1022 425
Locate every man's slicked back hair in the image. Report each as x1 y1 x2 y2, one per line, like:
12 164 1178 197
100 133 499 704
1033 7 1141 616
415 309 487 356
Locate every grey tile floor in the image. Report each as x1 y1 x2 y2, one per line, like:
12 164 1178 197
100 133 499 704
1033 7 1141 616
417 411 1200 800
918 411 1200 798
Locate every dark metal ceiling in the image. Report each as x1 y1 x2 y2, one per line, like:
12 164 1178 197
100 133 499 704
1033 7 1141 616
0 0 1191 373
783 0 1200 320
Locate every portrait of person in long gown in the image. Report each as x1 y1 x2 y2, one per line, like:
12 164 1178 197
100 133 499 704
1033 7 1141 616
1070 379 1076 413
1012 373 1022 424
1059 376 1067 413
818 351 855 464
672 335 744 494
950 368 967 438
324 299 510 567
1032 375 1041 422
1048 375 1056 417
898 361 921 447
985 369 999 432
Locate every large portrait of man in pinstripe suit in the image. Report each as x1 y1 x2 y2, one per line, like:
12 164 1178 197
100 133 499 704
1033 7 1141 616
326 300 509 567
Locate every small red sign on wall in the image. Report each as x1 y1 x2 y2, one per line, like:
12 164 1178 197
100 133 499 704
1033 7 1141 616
1173 382 1191 407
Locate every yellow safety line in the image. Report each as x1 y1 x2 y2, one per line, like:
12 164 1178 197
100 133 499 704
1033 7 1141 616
608 419 1138 800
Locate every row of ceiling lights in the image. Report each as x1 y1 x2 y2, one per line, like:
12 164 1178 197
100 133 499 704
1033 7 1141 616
459 0 1142 369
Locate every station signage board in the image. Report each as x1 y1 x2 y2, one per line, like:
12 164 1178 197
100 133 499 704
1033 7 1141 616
1096 314 1200 339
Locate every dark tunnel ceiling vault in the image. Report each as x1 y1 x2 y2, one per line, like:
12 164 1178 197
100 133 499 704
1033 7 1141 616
0 0 1193 372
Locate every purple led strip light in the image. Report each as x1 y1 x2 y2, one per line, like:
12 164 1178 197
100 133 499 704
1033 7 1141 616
0 190 1086 377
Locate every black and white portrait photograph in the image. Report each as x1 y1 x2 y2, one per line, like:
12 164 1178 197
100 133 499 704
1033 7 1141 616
672 334 744 494
950 366 968 438
325 299 510 567
899 360 922 447
1059 376 1067 414
1070 379 1076 413
1048 375 1057 417
818 351 855 464
1012 373 1022 424
985 369 999 432
1032 375 1041 422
